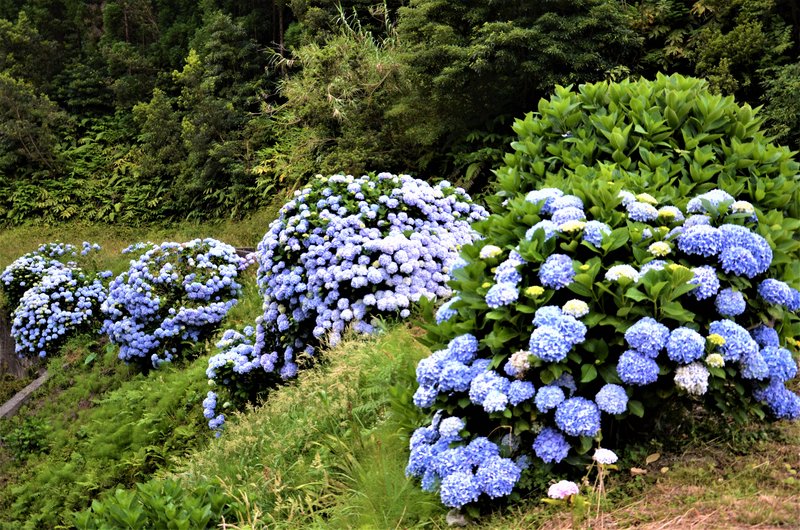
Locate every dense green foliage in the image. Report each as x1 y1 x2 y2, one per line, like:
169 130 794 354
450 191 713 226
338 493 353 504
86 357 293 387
2 1 800 224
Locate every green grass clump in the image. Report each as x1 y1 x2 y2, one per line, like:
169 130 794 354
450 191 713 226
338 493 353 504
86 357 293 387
176 324 446 529
0 338 212 528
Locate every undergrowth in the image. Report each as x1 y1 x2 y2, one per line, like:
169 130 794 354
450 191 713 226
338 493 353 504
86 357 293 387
174 324 447 529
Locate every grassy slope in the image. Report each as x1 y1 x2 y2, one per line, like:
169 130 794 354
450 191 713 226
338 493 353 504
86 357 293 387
0 216 798 528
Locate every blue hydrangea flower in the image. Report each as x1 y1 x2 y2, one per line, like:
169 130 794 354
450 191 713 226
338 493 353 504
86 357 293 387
539 254 575 290
617 350 660 385
435 297 459 323
533 306 563 327
475 456 522 499
508 380 536 406
448 334 480 363
526 220 558 241
753 380 800 420
486 282 519 308
439 471 480 508
535 385 566 412
751 324 779 348
626 201 659 222
640 259 667 276
717 224 772 275
438 417 465 442
551 206 586 225
624 317 669 358
553 315 587 347
758 279 795 308
413 385 438 408
666 327 706 364
554 397 601 437
719 246 759 278
483 389 509 413
690 266 721 300
494 255 524 284
595 384 628 414
740 350 770 380
583 221 611 246
684 214 711 227
533 427 570 463
687 189 734 214
657 206 685 223
465 437 500 466
526 188 564 214
469 370 510 407
553 373 578 395
760 346 797 382
551 195 584 211
438 361 475 392
529 326 571 362
709 320 757 362
677 225 721 257
715 288 746 316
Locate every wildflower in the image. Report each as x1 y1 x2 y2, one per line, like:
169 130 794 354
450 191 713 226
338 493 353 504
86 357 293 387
480 245 503 259
593 448 618 465
548 480 580 500
635 193 658 205
648 241 671 257
605 264 640 282
674 362 710 395
525 286 545 297
705 353 725 368
562 299 589 318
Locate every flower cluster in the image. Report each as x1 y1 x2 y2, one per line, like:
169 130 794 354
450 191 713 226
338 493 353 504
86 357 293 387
406 412 523 507
1 242 108 359
204 173 486 426
409 183 800 510
101 239 248 367
1 242 101 308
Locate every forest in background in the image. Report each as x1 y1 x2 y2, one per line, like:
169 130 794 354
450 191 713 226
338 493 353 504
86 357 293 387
1 0 800 224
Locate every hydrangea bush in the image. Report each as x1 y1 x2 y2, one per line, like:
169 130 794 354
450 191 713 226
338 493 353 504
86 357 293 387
0 242 100 309
101 238 249 368
203 173 487 431
407 75 800 513
1 242 108 359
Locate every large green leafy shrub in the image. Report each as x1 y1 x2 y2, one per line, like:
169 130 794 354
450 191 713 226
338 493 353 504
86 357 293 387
495 73 800 280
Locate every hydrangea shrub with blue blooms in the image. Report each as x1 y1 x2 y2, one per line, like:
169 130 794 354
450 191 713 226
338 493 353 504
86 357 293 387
101 238 249 368
0 242 101 309
408 75 800 513
203 172 486 431
1 242 108 359
410 183 800 512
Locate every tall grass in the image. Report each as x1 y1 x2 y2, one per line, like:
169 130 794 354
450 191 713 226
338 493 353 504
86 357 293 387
177 324 447 529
